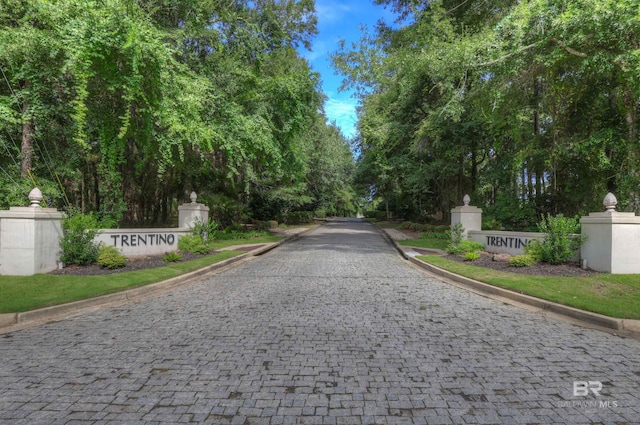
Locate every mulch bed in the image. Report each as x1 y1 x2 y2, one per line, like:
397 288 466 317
400 229 599 277
51 252 214 276
51 242 271 277
444 252 600 277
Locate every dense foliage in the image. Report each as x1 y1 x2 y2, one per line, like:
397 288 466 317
333 0 640 227
0 0 357 225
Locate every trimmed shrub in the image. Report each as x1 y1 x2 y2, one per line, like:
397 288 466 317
509 255 536 267
178 234 210 254
97 245 126 269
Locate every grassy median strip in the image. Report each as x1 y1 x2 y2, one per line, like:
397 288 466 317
210 235 282 250
0 250 244 314
397 238 449 251
418 255 640 320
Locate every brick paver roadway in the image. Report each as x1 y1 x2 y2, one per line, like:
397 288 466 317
1 219 639 424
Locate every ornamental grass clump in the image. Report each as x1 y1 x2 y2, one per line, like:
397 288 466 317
163 252 182 262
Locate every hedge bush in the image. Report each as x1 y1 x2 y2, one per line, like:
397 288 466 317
97 245 126 269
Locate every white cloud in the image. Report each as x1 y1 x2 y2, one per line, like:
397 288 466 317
324 97 358 139
303 40 328 63
315 1 353 26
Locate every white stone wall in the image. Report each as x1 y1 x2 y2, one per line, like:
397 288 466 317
0 207 64 276
468 230 544 256
581 211 640 273
94 228 190 257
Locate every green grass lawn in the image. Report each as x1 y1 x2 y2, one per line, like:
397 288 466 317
0 250 244 314
0 233 287 314
397 238 449 251
418 255 640 320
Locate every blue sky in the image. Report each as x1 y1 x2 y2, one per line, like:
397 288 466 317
300 1 396 139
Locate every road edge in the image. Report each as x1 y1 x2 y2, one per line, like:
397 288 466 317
0 226 317 332
372 222 640 340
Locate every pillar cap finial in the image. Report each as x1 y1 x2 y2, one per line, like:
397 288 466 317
190 191 198 204
603 192 617 212
29 188 43 208
463 194 471 206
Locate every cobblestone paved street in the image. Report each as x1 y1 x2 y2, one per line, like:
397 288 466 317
1 219 639 424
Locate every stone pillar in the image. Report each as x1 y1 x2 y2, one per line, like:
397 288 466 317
178 191 210 228
0 188 64 276
580 192 640 274
450 194 482 239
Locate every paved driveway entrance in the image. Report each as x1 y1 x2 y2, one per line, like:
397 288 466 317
1 219 639 424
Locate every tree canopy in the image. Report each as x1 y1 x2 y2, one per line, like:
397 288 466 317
0 0 357 225
333 0 640 229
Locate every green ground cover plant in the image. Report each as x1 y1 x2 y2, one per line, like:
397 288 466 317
417 255 640 320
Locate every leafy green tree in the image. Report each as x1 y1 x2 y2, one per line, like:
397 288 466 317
334 0 640 226
1 0 355 226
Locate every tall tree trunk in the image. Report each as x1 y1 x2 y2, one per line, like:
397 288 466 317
21 85 34 178
624 89 639 210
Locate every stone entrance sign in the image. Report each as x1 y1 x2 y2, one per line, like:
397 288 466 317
94 229 189 257
0 189 210 275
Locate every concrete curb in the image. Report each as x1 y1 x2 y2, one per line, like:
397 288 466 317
0 226 318 332
0 252 250 330
373 222 640 339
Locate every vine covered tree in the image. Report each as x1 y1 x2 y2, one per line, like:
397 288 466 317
0 0 356 225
